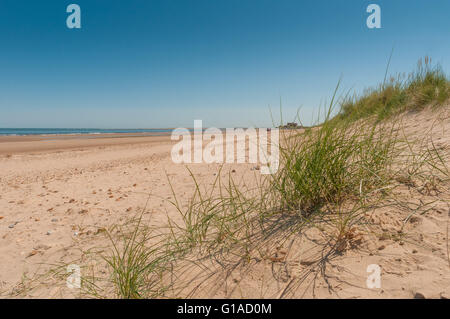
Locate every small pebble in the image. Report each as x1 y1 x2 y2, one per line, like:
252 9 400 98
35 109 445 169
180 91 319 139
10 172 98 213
26 250 38 258
8 221 18 229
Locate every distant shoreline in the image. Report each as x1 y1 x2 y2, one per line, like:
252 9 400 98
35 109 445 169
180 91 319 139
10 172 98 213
0 128 177 137
0 133 174 155
0 131 173 140
0 127 274 137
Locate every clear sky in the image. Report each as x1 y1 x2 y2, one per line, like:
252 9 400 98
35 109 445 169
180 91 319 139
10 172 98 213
1 0 450 128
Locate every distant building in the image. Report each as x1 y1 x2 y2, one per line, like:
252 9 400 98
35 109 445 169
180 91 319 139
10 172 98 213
279 122 302 129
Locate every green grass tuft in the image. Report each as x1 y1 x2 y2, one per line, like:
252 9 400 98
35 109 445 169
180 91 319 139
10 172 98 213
336 57 450 122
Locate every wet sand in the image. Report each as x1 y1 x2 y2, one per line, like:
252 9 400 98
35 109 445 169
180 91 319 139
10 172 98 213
0 133 173 155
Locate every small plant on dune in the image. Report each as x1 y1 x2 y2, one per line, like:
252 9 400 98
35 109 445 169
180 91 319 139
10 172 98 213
272 82 399 217
166 167 268 255
104 214 172 299
408 56 450 108
274 119 398 215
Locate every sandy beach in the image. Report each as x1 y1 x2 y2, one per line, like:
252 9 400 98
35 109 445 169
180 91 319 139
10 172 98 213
0 131 259 297
0 108 449 299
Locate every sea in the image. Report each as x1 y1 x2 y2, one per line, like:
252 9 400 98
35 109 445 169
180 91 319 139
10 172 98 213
0 128 175 136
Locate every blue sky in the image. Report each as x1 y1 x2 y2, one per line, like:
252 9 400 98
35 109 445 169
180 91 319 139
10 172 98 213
0 0 450 128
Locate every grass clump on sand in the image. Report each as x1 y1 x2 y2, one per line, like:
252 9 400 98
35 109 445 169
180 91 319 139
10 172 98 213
274 115 397 215
104 215 171 299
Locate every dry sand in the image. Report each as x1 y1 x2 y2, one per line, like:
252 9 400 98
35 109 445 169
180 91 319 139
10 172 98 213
0 108 449 299
0 132 258 297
